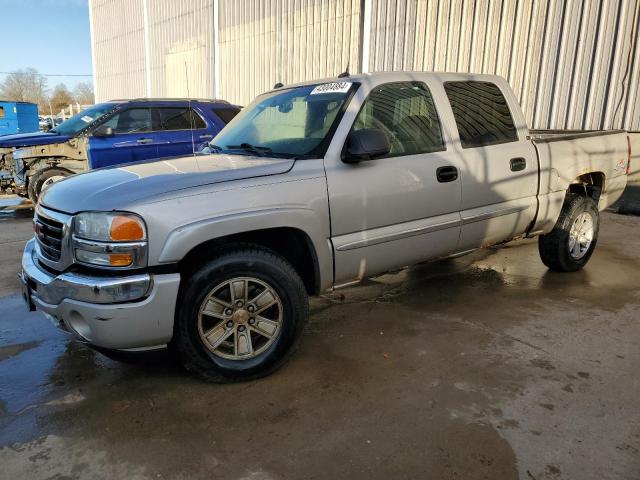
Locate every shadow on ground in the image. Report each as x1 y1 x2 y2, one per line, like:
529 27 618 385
0 213 639 480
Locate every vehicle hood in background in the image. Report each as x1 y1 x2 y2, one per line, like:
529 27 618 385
0 131 72 148
40 153 295 213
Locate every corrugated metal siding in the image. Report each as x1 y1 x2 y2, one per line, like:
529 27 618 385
368 0 640 130
90 0 640 130
146 0 216 98
90 0 147 100
217 0 362 106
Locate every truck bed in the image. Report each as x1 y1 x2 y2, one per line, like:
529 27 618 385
530 129 627 142
528 129 629 236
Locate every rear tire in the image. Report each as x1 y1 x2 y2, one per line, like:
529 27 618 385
538 193 599 272
173 247 308 383
28 167 71 204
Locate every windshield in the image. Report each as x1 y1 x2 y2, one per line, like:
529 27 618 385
52 103 118 135
211 82 357 158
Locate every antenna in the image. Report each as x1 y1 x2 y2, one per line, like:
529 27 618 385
273 82 284 89
338 62 350 78
185 61 197 159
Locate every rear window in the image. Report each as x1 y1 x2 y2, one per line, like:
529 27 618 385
444 81 518 148
213 107 241 124
155 107 206 130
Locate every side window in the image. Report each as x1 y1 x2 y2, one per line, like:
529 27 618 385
351 82 445 157
444 81 518 148
154 107 206 131
101 108 152 134
213 107 241 124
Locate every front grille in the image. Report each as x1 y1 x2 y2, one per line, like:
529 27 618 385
35 214 64 262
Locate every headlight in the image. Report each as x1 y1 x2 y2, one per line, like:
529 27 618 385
75 212 146 242
73 212 147 269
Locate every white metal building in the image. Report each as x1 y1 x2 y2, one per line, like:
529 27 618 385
89 0 640 130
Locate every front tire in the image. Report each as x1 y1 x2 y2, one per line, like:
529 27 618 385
28 167 71 203
173 247 308 383
538 193 599 272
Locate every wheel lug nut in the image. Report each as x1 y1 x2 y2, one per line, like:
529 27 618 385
247 305 255 313
224 308 233 316
248 318 255 325
238 325 246 332
226 320 234 328
235 300 244 308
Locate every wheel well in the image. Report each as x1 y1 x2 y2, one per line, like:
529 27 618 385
568 172 605 203
26 159 76 179
179 227 321 295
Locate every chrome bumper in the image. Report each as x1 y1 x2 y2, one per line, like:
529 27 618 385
21 238 181 350
22 238 151 304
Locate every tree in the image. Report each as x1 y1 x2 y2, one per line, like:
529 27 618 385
0 68 48 110
73 82 95 105
49 83 74 112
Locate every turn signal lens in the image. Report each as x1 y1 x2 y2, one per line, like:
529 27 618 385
110 215 145 241
108 253 134 266
75 249 133 267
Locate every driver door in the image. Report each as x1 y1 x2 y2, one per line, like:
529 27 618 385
88 107 159 169
324 81 464 286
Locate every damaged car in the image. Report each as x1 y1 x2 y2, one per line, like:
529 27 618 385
0 98 240 202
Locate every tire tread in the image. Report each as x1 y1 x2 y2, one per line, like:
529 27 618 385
173 245 308 383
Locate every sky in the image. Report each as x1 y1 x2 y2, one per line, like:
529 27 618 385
0 0 93 91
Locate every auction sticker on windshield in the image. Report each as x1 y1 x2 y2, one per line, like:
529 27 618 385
81 116 93 123
310 82 352 95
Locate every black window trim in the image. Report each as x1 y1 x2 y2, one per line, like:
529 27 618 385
443 80 520 149
212 106 241 125
152 106 209 132
95 106 154 135
90 105 210 136
343 80 447 161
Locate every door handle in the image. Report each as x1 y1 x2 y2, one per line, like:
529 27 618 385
510 157 526 171
436 166 458 183
199 134 213 139
137 138 153 144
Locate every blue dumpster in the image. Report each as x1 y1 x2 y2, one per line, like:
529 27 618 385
0 101 39 136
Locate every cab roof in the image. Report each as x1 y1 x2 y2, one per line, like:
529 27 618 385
106 98 232 105
269 71 508 91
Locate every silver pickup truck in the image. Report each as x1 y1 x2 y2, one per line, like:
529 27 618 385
21 72 630 382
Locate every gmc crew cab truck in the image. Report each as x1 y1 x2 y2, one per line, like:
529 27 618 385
0 98 240 202
21 72 630 382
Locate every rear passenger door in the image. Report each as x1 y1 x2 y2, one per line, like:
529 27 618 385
443 81 538 250
325 81 463 286
152 106 209 157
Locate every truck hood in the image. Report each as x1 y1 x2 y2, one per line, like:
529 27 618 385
0 131 72 148
40 153 295 213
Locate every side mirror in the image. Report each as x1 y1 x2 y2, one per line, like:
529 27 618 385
343 128 390 163
93 125 114 138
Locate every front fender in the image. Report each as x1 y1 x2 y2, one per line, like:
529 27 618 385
158 207 333 291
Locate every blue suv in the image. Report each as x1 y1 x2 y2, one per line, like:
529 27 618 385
0 98 240 201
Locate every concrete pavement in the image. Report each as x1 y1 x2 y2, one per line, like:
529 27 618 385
0 210 639 479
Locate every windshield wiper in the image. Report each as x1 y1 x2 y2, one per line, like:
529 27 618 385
227 143 272 157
